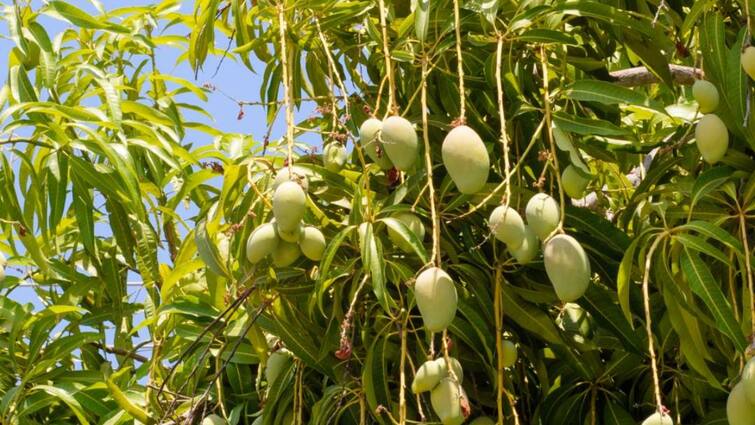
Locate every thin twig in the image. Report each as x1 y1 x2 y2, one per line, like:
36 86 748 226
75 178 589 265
642 235 665 414
453 0 466 122
377 0 397 115
277 2 295 175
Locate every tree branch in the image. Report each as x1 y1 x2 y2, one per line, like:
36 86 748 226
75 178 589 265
609 65 703 87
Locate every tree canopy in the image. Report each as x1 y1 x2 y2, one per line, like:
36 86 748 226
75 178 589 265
0 0 754 424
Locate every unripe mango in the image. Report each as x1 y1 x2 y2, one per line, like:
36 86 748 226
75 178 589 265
201 414 226 425
273 181 306 231
508 225 539 265
246 223 279 263
561 165 590 199
411 357 463 393
0 252 5 281
525 193 560 240
414 267 457 332
489 205 526 249
431 378 466 425
743 357 755 404
273 166 309 192
692 80 719 113
265 348 292 385
387 212 425 253
695 114 729 164
469 417 495 425
543 234 591 302
728 382 755 425
272 241 301 267
300 226 326 261
323 142 348 172
275 221 303 243
381 116 418 171
359 118 393 169
641 412 674 425
502 340 517 368
742 46 755 80
441 125 490 194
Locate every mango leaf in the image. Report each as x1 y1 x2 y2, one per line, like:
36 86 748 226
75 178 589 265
680 247 747 352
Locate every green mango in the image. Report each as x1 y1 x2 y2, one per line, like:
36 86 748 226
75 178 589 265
414 267 457 332
442 125 489 194
543 234 591 302
381 115 418 171
411 357 463 393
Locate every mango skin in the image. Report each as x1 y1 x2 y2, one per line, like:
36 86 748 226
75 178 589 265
502 340 517 368
381 116 418 171
695 114 729 164
742 46 755 80
543 234 591 302
692 80 719 113
743 357 755 404
323 142 348 172
641 412 674 425
414 267 458 332
442 125 490 194
300 226 326 261
273 166 310 192
561 165 590 199
265 348 292 385
272 241 301 267
387 212 426 253
273 181 306 231
525 193 560 240
411 357 463 393
359 118 393 169
728 382 755 425
201 414 226 425
469 417 495 425
430 378 465 425
275 221 303 243
489 205 526 249
508 225 539 265
246 223 279 263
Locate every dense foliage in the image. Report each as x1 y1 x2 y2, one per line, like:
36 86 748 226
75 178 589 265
0 0 754 424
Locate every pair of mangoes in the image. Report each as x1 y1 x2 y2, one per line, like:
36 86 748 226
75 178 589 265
692 80 729 164
359 116 418 171
246 179 325 267
488 194 591 301
414 267 457 332
413 358 468 425
727 357 755 425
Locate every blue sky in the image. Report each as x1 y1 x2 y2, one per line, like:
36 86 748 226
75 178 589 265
1 1 319 314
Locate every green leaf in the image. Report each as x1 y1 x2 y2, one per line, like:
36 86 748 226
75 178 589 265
413 0 430 43
362 333 390 425
500 286 562 344
32 385 91 425
553 111 629 136
379 217 429 263
45 1 130 33
517 29 578 45
689 166 732 214
195 218 230 279
581 285 643 354
564 80 663 113
680 247 747 352
360 223 392 312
